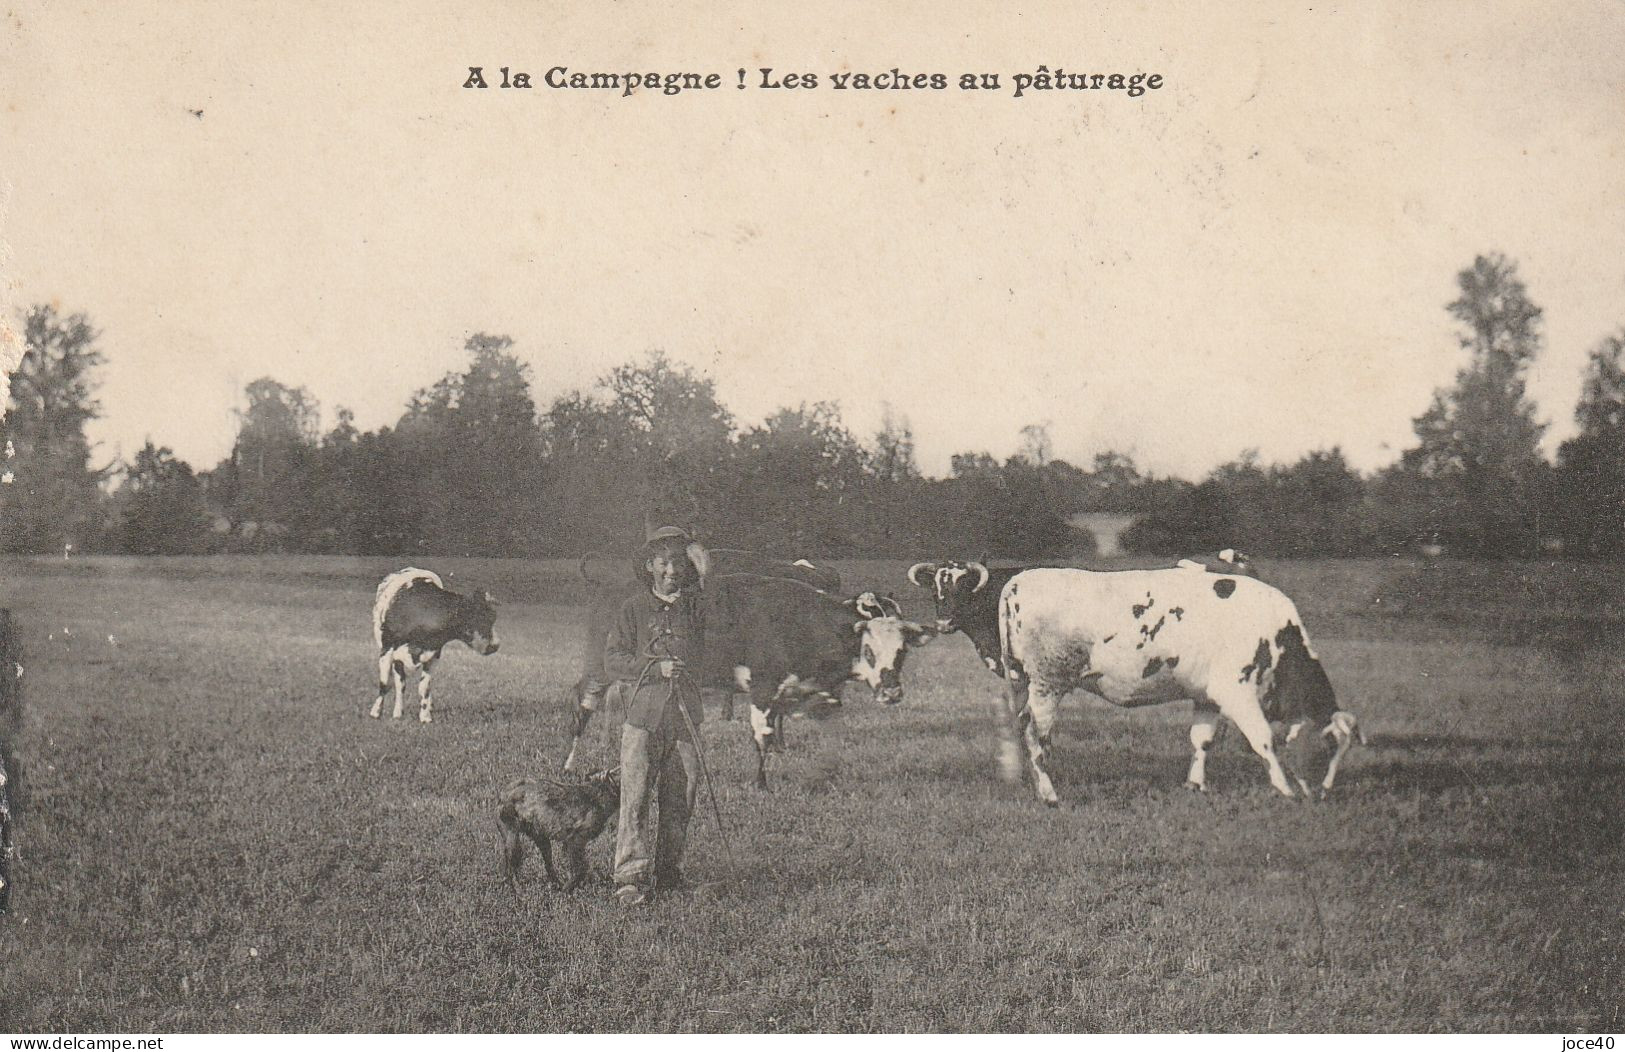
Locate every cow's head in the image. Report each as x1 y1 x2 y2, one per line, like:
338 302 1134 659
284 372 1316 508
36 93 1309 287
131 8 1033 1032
906 560 990 635
462 589 501 655
1267 622 1363 796
850 616 935 704
1283 710 1365 798
845 590 903 620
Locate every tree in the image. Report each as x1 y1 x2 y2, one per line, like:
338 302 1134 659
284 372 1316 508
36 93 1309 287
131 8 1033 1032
541 352 735 550
869 404 919 484
949 450 1000 478
731 402 869 551
0 306 109 553
1397 254 1549 556
398 333 545 555
115 441 210 554
1263 448 1367 556
210 377 321 547
1079 451 1146 513
1016 422 1053 466
1554 329 1625 555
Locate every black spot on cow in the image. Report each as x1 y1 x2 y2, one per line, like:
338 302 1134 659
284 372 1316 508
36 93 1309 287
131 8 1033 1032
1131 594 1155 619
1170 606 1185 621
1102 634 1116 644
1239 638 1272 683
1263 622 1338 723
1009 582 1018 595
1142 657 1164 678
1213 578 1236 599
1012 601 1020 614
1165 655 1180 669
1137 615 1167 649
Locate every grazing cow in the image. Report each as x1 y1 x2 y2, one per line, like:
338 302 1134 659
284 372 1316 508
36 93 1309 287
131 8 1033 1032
371 568 500 723
995 567 1360 805
907 551 1259 676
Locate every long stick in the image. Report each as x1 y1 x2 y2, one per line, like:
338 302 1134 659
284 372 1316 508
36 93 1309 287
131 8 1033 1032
671 675 737 884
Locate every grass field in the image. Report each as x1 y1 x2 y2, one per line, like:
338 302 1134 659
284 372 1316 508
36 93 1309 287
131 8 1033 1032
0 554 1621 1032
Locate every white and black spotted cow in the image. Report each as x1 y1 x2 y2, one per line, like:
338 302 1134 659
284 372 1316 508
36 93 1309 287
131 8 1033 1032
907 551 1255 677
995 565 1361 806
371 568 500 723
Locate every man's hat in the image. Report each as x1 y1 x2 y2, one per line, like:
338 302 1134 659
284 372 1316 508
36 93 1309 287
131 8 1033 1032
645 525 691 544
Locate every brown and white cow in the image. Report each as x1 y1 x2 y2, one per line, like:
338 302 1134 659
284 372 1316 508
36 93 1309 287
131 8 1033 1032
371 568 499 723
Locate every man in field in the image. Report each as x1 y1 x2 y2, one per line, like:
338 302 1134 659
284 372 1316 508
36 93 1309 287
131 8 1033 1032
605 526 707 906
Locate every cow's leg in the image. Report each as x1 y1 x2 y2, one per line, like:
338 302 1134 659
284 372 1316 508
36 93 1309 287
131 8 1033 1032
1014 677 1062 806
749 703 773 790
991 674 1025 783
563 682 597 771
1215 690 1296 798
417 650 440 723
1315 712 1360 794
770 710 787 753
390 648 410 719
371 650 393 718
1186 700 1222 791
722 665 751 727
562 713 589 771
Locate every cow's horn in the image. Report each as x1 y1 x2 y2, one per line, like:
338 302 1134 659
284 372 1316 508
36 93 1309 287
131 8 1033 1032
966 562 990 593
686 541 711 583
907 562 937 587
1322 710 1363 743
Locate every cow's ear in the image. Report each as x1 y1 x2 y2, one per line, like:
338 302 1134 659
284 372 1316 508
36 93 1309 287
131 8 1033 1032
850 620 868 636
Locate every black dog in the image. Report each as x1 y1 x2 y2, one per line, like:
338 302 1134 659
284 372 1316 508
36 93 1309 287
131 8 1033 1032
498 768 620 893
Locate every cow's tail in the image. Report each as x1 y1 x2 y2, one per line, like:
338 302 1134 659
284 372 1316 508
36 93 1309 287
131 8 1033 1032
373 567 443 650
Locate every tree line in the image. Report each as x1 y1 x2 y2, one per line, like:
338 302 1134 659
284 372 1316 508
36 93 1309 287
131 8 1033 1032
2 253 1622 561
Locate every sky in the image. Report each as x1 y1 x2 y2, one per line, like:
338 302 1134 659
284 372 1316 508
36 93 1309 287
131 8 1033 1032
2 1 1622 481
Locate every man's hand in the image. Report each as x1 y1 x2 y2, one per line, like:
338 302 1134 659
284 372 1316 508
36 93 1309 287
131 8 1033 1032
660 658 686 679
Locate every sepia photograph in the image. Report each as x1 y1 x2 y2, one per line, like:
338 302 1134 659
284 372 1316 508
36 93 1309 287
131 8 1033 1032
1 0 1621 1036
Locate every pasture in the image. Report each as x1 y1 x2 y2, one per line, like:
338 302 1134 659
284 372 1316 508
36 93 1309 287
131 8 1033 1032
0 554 1620 1032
